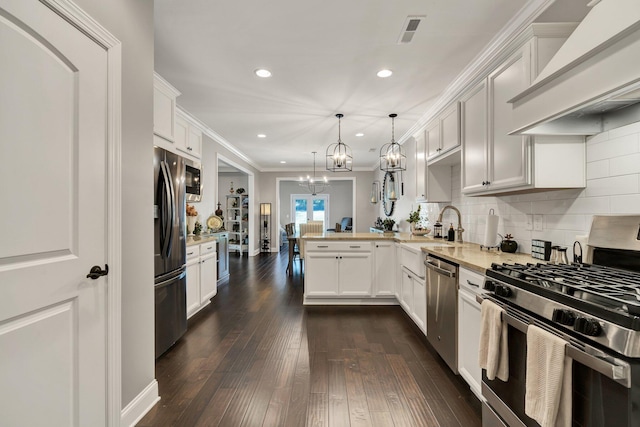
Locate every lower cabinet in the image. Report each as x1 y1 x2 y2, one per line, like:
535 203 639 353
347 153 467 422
457 267 484 400
304 241 373 298
374 241 395 296
186 242 217 319
399 266 426 334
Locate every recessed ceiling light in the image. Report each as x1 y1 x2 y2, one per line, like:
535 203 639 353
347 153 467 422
257 134 266 138
255 68 272 78
280 161 286 164
355 133 364 137
377 69 393 78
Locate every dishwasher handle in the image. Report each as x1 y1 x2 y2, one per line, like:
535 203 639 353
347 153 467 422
425 259 456 278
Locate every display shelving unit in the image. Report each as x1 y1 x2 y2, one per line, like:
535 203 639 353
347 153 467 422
226 194 249 256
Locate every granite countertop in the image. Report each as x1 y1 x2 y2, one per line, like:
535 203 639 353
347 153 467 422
301 232 538 274
302 232 436 242
186 231 228 247
420 241 539 274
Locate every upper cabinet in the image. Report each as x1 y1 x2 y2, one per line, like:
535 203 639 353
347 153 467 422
414 129 452 203
461 24 586 196
153 73 180 143
153 73 203 161
175 111 203 159
427 103 460 162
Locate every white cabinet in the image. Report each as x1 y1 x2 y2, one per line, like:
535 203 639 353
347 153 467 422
175 113 203 160
399 266 426 334
374 241 395 296
153 73 180 143
199 243 217 304
457 267 485 400
415 104 458 203
185 246 201 318
461 80 488 194
426 103 460 161
461 25 585 196
186 242 218 319
304 241 373 299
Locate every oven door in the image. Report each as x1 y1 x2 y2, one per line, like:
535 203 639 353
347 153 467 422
479 296 637 427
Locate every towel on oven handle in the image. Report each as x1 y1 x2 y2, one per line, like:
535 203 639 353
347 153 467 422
525 324 572 427
478 299 509 381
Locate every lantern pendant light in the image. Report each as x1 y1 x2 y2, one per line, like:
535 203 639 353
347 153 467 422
379 113 406 172
326 113 353 172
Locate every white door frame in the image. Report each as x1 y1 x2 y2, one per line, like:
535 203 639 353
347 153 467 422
42 1 123 425
275 177 357 248
216 153 256 255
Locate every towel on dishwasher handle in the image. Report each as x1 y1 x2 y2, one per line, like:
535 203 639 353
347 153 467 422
525 325 572 427
478 299 509 381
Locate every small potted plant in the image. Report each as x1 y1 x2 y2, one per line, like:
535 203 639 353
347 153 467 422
382 217 396 234
500 234 518 253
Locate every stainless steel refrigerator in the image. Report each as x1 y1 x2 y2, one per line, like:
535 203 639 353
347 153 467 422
154 146 187 358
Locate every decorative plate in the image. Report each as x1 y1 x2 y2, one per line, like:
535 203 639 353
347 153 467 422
206 215 223 231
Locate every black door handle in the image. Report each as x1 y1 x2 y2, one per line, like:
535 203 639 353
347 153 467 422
87 264 109 280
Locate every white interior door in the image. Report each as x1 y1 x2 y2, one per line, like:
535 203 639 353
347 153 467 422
0 1 109 425
291 194 329 231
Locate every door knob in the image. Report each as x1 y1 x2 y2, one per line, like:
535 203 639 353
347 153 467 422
87 264 109 280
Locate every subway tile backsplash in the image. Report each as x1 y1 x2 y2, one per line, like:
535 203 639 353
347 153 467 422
424 121 640 255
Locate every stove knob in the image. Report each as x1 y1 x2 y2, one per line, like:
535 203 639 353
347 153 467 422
484 280 496 292
574 317 602 336
495 285 512 298
552 309 576 326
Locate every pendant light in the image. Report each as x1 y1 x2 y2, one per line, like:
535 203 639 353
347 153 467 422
379 113 406 172
326 113 352 172
299 151 329 195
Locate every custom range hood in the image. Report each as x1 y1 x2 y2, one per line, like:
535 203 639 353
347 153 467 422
509 0 640 135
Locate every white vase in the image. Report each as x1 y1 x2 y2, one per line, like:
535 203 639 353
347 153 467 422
187 216 196 235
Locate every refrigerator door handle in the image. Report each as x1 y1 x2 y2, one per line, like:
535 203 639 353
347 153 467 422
165 159 176 258
159 160 173 258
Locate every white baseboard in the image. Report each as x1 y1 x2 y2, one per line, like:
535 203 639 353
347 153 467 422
120 379 160 427
303 297 399 306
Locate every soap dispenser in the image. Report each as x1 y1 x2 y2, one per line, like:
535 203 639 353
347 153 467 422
447 223 455 242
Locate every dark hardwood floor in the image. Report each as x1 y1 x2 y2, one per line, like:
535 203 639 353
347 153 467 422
138 246 481 427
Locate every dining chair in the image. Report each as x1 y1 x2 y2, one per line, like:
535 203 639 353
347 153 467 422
299 222 324 267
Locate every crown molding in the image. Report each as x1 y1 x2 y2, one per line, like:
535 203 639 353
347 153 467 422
398 0 557 145
176 106 262 171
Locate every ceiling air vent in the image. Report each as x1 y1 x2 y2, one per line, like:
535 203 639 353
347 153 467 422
397 15 425 44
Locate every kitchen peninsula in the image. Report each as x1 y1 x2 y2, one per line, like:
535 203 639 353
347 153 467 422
301 231 536 304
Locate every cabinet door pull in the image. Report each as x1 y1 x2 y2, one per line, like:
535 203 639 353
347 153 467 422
318 245 329 248
467 280 480 288
206 246 213 250
349 245 361 248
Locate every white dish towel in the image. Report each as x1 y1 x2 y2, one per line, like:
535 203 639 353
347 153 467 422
478 299 509 381
525 325 572 427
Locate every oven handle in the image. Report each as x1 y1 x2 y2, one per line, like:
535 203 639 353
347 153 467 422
477 295 632 388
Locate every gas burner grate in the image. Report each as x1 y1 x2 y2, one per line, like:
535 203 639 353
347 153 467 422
489 262 640 316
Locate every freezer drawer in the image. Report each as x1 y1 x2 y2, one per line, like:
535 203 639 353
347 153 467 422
154 268 187 358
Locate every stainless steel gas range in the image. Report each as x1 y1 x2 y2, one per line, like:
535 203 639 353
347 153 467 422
480 215 640 427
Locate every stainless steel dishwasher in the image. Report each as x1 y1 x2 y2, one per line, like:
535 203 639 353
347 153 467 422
425 254 459 374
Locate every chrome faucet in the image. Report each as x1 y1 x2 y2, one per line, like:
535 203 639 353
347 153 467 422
437 205 464 243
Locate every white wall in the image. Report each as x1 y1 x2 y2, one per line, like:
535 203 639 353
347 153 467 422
73 0 155 409
260 170 378 235
426 121 640 254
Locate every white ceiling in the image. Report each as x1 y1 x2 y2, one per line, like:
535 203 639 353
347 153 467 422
154 0 588 171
